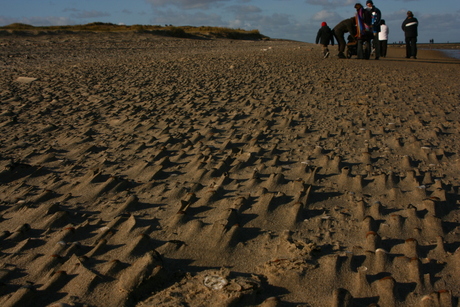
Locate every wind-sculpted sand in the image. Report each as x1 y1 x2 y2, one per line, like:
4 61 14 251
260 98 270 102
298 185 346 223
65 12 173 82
0 32 460 307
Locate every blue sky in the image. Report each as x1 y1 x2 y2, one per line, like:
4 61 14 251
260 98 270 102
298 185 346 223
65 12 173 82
1 0 459 43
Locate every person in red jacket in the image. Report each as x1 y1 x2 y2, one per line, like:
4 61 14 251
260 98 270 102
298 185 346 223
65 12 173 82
316 22 335 58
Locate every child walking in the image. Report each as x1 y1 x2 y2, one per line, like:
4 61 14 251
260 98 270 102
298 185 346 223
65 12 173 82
316 22 334 58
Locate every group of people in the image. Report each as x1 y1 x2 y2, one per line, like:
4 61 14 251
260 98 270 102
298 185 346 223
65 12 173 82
315 1 419 60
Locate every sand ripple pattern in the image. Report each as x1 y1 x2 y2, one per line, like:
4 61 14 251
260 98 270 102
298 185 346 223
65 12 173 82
0 33 459 306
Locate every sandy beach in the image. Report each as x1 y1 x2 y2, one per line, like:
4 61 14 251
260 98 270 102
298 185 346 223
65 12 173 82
1 32 460 307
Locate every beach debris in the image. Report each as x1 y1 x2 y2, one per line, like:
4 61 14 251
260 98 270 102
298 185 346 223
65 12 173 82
203 275 228 290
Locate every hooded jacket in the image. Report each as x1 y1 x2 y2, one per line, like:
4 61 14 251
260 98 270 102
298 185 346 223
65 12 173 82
316 24 335 45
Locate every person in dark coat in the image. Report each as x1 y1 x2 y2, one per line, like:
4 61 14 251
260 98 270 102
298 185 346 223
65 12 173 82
365 0 382 60
402 10 418 59
333 17 356 59
316 22 335 58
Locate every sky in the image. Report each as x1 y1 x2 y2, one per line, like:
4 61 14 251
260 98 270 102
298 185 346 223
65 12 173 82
0 0 459 44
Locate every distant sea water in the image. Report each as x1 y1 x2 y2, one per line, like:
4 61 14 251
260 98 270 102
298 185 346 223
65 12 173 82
440 49 460 60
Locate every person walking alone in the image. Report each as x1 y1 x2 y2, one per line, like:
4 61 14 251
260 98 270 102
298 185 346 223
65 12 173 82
316 22 335 58
402 11 418 59
378 19 389 57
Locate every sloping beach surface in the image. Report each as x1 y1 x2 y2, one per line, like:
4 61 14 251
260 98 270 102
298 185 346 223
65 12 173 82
0 32 460 307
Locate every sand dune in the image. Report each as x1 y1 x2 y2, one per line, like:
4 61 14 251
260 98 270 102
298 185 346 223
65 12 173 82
0 32 459 306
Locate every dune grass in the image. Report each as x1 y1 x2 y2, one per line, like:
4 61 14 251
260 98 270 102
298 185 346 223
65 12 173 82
0 22 268 40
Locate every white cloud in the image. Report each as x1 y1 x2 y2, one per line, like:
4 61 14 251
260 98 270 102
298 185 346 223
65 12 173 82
306 0 355 8
62 7 111 19
227 5 262 14
151 10 225 26
147 0 230 10
228 19 253 29
241 13 301 40
418 12 460 42
253 13 292 27
312 10 341 22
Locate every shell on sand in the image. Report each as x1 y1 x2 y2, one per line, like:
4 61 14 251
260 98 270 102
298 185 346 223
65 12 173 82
0 32 459 307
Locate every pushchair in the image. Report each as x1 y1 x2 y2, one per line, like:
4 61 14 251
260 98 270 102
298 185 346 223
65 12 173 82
346 41 358 59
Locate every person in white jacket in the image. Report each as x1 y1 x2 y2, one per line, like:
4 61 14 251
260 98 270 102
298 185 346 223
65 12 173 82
378 19 389 57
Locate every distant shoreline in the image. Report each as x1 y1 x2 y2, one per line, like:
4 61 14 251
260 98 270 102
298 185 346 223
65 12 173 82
387 43 460 60
392 42 460 50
